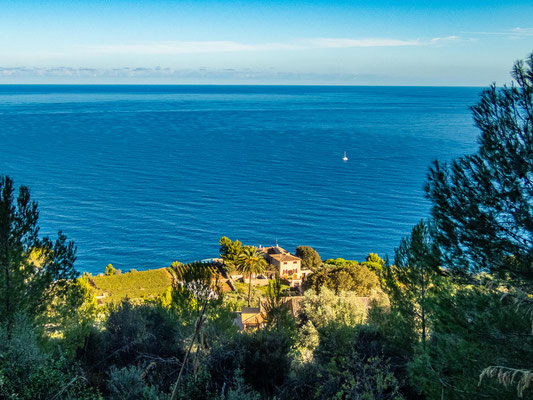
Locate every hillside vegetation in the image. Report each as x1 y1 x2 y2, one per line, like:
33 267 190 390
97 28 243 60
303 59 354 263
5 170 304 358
88 268 174 305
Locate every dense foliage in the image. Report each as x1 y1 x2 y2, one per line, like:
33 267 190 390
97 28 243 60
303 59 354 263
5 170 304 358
295 245 322 272
0 176 79 328
219 236 243 275
426 54 533 278
303 259 381 296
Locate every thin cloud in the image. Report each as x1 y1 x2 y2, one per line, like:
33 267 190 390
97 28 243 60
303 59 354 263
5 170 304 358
0 66 362 82
429 36 460 43
80 35 458 56
87 41 269 55
462 27 533 37
512 27 533 34
303 38 421 48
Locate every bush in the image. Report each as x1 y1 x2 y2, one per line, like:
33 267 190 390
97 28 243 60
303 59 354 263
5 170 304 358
300 287 369 328
304 262 380 295
287 324 403 400
105 264 119 276
408 285 532 400
225 369 261 400
362 253 385 273
107 366 160 400
295 246 322 272
0 314 98 399
78 301 184 394
208 328 295 398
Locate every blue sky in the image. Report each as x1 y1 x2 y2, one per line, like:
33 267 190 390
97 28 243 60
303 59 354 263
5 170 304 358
1 0 532 85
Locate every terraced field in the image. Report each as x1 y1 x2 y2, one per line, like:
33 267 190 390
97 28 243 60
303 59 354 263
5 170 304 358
89 268 174 305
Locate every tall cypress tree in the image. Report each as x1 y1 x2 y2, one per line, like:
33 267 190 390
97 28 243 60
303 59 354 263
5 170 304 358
426 53 533 280
0 176 78 328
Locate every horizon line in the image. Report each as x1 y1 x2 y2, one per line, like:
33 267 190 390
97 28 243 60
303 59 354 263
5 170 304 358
0 83 486 88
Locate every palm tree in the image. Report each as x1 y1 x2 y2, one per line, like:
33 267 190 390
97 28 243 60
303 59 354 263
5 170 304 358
239 246 267 306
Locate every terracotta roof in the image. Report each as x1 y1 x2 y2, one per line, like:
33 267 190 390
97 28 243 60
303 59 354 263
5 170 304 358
241 306 260 315
269 253 301 262
240 307 266 328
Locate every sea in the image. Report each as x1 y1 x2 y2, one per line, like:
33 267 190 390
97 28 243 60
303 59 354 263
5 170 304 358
0 85 481 274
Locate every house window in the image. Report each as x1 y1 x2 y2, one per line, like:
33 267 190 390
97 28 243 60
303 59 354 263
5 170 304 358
293 261 297 264
283 262 287 264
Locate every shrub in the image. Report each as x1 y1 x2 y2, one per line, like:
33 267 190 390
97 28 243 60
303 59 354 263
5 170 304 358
78 301 184 394
304 262 380 296
295 246 322 272
107 366 160 400
362 253 385 273
208 328 295 398
287 324 403 400
105 264 118 276
0 314 98 399
300 287 369 328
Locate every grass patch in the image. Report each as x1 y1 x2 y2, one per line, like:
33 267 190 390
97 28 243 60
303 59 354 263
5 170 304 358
89 268 174 305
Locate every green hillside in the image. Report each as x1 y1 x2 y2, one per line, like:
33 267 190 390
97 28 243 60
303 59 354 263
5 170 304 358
88 268 174 304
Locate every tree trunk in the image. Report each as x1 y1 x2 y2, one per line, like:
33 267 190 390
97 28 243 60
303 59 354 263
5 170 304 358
170 299 208 400
248 273 252 306
3 261 9 322
420 268 427 350
2 244 11 334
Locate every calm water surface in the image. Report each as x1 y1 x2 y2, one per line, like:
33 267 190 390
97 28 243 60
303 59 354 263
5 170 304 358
0 85 481 274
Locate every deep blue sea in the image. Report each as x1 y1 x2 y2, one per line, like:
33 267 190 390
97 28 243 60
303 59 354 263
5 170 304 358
0 85 481 274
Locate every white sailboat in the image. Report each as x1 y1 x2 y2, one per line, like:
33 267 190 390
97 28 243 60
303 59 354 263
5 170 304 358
342 151 348 161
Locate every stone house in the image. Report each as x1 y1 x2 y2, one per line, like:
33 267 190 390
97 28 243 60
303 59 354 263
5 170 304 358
259 245 311 281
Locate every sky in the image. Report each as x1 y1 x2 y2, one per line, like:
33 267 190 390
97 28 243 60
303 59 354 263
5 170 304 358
0 0 532 85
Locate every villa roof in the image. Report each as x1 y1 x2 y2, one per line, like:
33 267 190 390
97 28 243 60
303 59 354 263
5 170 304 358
241 306 260 315
260 246 289 255
240 306 266 328
269 253 301 262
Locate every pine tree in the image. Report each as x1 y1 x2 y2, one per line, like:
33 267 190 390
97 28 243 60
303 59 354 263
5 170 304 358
424 53 533 398
219 236 243 275
0 175 78 328
425 53 533 280
384 220 441 349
